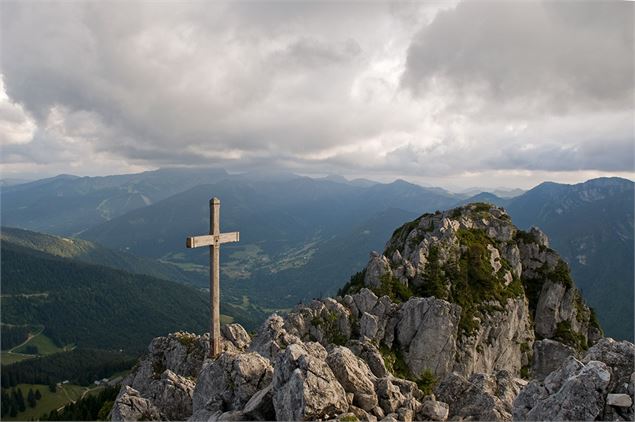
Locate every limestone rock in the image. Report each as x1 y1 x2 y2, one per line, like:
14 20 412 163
364 252 391 288
111 386 161 421
221 323 251 352
353 288 379 317
326 346 378 411
349 339 389 378
435 370 522 421
243 384 275 421
453 297 534 377
514 360 610 421
360 312 380 340
249 314 300 361
272 342 348 420
607 393 633 408
376 378 407 414
147 370 195 420
531 338 576 380
192 351 273 415
582 337 635 393
417 399 449 421
395 297 461 377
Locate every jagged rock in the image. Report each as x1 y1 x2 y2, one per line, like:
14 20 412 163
397 406 414 422
582 337 635 421
453 297 534 377
376 378 406 414
283 298 353 347
417 399 449 421
326 346 378 411
248 314 300 361
364 252 391 288
435 370 522 421
349 339 389 378
360 312 380 340
192 351 273 416
607 393 633 407
513 360 610 421
534 281 568 338
125 331 206 395
395 297 461 377
243 384 275 421
353 288 379 317
115 332 205 421
221 324 251 351
146 370 195 420
348 405 378 422
115 204 626 422
111 386 161 421
272 342 348 420
582 337 635 393
532 338 576 380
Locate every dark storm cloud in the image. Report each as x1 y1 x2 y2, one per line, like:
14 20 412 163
402 1 634 116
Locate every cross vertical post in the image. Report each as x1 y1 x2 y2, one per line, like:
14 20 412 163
185 197 239 359
210 198 221 358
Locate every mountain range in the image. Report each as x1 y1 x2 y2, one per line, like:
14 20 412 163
1 170 632 340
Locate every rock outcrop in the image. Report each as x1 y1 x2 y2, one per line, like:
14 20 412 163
111 204 630 422
513 338 635 421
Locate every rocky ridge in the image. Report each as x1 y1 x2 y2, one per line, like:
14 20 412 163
111 204 633 421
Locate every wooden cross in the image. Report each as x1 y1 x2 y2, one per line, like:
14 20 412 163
186 197 239 358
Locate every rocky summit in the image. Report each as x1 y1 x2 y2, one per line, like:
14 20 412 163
110 204 634 421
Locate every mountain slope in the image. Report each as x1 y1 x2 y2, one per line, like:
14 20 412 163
0 227 206 287
1 242 211 352
0 168 228 235
506 177 634 340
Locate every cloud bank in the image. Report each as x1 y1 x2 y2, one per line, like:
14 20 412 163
1 1 633 188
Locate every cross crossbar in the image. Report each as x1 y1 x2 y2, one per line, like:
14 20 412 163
186 232 239 248
184 197 239 358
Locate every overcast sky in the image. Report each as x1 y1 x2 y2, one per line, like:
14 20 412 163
1 1 633 190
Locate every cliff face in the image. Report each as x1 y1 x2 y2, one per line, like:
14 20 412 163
110 204 632 422
352 203 601 379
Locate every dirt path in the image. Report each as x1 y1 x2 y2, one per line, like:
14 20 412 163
8 325 44 353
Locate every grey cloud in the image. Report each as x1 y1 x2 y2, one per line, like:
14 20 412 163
402 1 634 116
0 1 632 184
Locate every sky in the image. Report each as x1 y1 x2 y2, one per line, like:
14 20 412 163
0 1 633 190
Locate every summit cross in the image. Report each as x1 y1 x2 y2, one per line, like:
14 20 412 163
185 197 239 358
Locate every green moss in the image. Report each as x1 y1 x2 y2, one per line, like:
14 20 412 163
380 345 437 394
312 311 347 346
449 229 525 337
386 219 420 257
554 320 588 351
339 415 359 422
523 259 577 321
520 365 530 379
470 203 492 213
548 260 573 288
371 273 413 303
413 246 448 300
589 307 603 333
175 333 197 351
152 359 165 379
514 229 537 244
416 369 438 395
338 270 366 296
520 342 531 353
379 344 411 380
574 291 586 323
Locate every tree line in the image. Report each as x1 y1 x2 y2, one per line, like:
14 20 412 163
1 386 42 418
1 349 135 388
